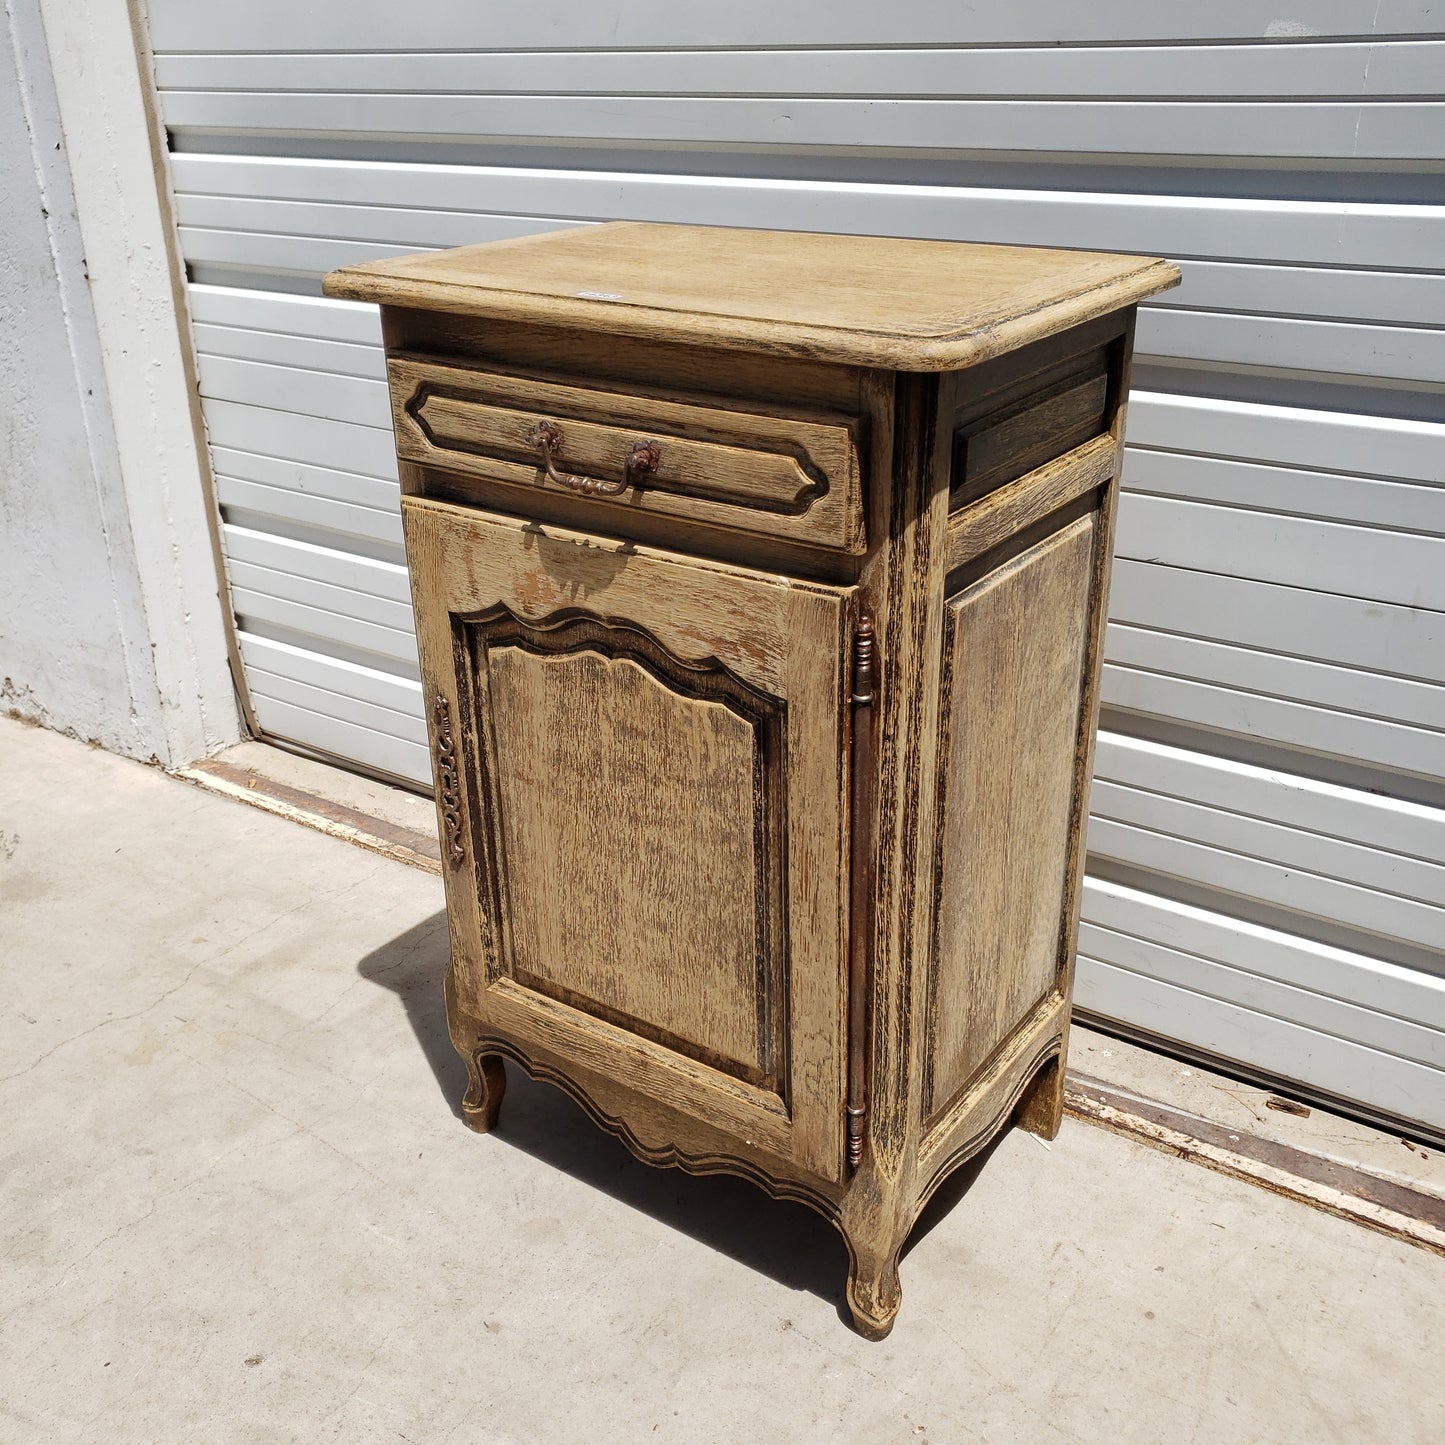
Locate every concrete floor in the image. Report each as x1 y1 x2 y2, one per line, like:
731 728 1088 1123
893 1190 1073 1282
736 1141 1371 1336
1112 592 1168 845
2 718 1441 1444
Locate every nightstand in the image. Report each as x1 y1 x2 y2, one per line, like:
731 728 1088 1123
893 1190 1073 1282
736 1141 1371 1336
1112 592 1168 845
325 224 1178 1337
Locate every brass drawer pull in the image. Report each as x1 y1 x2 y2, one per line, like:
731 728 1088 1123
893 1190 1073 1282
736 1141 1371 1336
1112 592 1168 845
527 419 661 497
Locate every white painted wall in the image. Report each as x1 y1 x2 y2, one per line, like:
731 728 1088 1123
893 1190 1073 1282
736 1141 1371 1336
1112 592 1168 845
0 0 238 765
0 0 155 754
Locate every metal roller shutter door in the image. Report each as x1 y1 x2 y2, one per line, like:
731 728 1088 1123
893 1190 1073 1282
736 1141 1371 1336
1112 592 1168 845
144 2 1445 1141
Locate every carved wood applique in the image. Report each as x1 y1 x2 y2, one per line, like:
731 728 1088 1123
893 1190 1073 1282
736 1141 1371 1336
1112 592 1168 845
432 691 466 868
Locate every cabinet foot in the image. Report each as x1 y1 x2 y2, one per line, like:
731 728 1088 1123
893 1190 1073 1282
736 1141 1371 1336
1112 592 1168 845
461 1052 507 1133
844 1236 904 1341
1015 1050 1065 1142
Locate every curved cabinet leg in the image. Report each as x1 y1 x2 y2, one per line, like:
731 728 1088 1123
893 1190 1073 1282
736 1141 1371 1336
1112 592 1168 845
843 1225 905 1341
461 1051 507 1133
1015 1050 1065 1142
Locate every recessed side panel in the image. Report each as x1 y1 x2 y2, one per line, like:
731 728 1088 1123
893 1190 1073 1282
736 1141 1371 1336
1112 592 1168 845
951 352 1111 509
925 512 1098 1121
468 610 787 1095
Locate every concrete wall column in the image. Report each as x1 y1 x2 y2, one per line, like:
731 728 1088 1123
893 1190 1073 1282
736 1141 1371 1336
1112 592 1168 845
0 0 238 765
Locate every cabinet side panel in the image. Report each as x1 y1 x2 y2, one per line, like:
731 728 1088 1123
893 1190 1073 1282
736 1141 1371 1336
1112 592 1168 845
926 512 1097 1118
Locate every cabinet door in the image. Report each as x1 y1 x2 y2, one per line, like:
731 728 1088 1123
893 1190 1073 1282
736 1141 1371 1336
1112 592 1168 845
404 497 854 1184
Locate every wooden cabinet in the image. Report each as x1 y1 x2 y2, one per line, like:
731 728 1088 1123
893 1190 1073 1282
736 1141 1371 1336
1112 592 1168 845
326 224 1178 1338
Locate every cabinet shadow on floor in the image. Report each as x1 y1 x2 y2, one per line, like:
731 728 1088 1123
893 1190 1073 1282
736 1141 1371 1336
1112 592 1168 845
358 915 998 1323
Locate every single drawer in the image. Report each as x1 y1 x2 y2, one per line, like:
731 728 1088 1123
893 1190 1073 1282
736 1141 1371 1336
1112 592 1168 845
387 354 865 554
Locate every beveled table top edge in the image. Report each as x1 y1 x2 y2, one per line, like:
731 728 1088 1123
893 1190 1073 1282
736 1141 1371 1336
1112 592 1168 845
324 225 1180 372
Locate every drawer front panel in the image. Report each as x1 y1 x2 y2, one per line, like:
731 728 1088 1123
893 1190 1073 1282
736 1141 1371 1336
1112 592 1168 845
388 355 865 553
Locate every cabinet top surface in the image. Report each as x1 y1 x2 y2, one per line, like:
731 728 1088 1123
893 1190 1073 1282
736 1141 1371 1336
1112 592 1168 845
324 223 1178 371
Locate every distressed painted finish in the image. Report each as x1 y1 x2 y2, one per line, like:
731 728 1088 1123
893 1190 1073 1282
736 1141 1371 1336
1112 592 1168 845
329 224 1177 1338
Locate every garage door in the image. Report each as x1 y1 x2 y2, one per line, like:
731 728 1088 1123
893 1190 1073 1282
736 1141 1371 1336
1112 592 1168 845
144 2 1445 1141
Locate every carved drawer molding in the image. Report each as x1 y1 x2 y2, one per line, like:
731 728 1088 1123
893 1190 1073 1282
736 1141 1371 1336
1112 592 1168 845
387 354 866 554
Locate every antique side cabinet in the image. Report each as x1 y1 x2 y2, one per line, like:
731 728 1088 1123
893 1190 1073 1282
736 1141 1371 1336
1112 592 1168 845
325 226 1178 1338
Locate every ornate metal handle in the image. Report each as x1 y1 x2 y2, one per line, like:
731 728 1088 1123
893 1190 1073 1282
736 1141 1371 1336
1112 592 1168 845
526 420 661 498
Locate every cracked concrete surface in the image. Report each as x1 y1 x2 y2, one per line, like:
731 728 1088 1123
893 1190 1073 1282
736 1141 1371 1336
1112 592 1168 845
2 716 1441 1444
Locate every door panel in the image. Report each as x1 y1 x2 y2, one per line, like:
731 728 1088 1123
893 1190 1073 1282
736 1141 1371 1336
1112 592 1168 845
403 496 852 1181
480 614 786 1090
